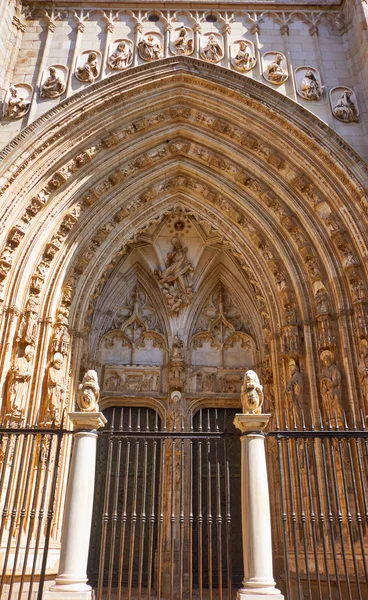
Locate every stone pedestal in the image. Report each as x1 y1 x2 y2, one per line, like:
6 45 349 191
44 412 106 600
233 414 284 600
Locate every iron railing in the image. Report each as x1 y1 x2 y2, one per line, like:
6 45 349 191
267 411 368 600
0 416 70 600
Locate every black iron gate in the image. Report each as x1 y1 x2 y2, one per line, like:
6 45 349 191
88 407 243 600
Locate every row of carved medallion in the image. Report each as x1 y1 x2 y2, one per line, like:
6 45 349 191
2 35 359 123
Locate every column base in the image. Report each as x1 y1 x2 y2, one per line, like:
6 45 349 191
237 588 284 599
44 591 94 600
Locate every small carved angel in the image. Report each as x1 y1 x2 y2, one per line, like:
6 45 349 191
241 370 264 414
77 369 100 412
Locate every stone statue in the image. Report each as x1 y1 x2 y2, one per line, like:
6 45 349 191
138 35 162 61
40 67 66 98
201 34 224 62
233 41 255 71
77 370 100 412
156 237 194 313
265 54 288 84
173 27 193 55
46 352 65 422
108 41 133 70
284 358 304 411
333 90 359 123
172 334 184 359
315 288 329 315
17 295 40 344
358 339 368 407
4 85 30 119
76 52 99 83
6 345 34 418
319 350 343 420
241 370 264 414
300 70 322 100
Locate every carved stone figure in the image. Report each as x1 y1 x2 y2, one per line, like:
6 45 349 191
351 279 365 303
333 90 359 123
6 346 34 418
241 370 264 414
173 27 193 55
201 34 224 62
46 352 65 422
358 339 368 408
75 52 99 83
300 70 322 100
172 334 184 359
156 237 194 313
138 34 162 61
4 85 30 119
264 54 288 84
284 358 304 410
40 66 66 98
315 288 329 315
77 370 100 412
233 40 255 71
17 296 40 344
319 350 343 420
108 41 133 70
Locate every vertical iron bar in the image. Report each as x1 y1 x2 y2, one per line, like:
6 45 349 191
0 432 22 548
170 437 176 600
347 436 368 584
189 416 193 600
284 434 302 599
147 415 157 600
207 411 213 600
223 436 232 600
198 410 203 600
117 437 131 600
179 437 184 600
138 412 149 600
107 410 124 600
293 428 312 599
156 435 166 600
127 417 140 600
276 434 292 600
215 435 223 600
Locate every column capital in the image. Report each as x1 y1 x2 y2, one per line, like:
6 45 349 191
68 411 107 430
233 413 271 433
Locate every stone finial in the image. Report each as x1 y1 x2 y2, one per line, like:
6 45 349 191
240 369 264 414
77 369 100 412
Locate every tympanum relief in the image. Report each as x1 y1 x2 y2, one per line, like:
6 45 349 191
75 51 101 83
171 27 194 56
103 366 160 393
200 33 224 63
108 40 133 70
137 33 163 61
330 87 359 123
40 65 67 98
231 40 256 72
295 66 323 101
155 236 194 314
262 52 288 85
2 84 32 119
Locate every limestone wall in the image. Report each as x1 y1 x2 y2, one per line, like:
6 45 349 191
0 1 367 159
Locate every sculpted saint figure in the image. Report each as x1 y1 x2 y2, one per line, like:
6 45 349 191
77 370 100 412
284 359 304 411
233 41 255 71
6 345 34 418
76 52 99 83
241 370 264 414
300 70 322 100
40 67 66 98
108 41 132 70
172 334 184 359
156 237 194 313
4 85 30 119
333 90 359 123
358 339 368 408
319 350 343 420
47 352 65 422
201 34 224 62
266 54 288 84
138 35 162 61
173 27 193 55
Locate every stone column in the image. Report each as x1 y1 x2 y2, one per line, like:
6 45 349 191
233 413 283 600
44 411 106 600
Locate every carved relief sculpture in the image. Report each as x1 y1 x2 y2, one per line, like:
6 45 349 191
319 350 343 420
155 236 194 313
358 339 368 409
108 40 133 70
231 40 256 72
262 52 288 85
17 295 40 344
137 33 163 61
75 51 101 83
295 66 322 101
284 358 304 411
200 33 224 63
330 87 359 123
3 84 32 119
77 370 100 412
6 345 34 419
172 27 193 55
241 370 264 414
46 352 65 423
40 65 67 98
